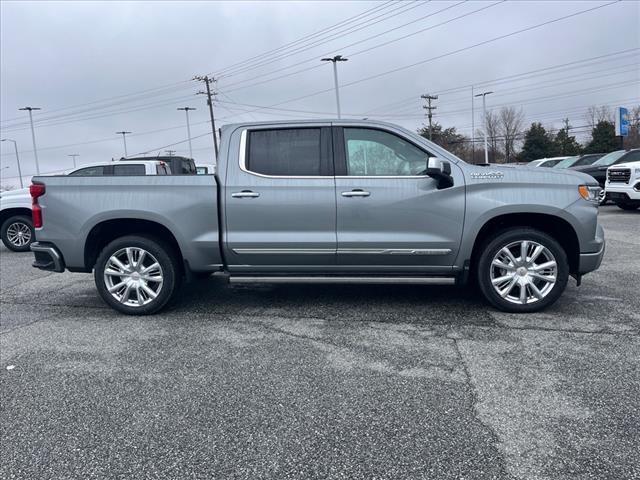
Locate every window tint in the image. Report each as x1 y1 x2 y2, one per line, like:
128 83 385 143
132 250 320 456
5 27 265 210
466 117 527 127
179 160 196 174
593 150 626 166
69 166 105 176
343 128 427 176
247 128 324 176
113 164 145 175
622 151 640 163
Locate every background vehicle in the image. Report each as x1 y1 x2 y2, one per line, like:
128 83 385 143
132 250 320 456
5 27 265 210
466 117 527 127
30 120 604 315
196 164 216 174
528 157 568 168
572 149 640 203
0 188 33 251
553 153 604 169
120 156 196 175
69 160 171 176
605 160 640 210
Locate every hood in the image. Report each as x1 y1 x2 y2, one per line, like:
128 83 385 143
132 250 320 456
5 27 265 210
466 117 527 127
609 161 640 170
463 163 597 186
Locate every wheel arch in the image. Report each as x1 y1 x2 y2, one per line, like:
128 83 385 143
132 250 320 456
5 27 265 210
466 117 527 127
0 207 32 226
468 212 580 276
84 218 184 273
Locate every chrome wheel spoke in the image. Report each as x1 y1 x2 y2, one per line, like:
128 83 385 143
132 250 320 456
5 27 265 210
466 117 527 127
499 276 519 298
519 284 528 304
492 259 515 271
120 283 133 303
528 245 544 265
529 282 544 300
520 241 529 264
140 262 159 275
530 272 556 283
500 247 518 266
492 274 514 286
532 260 556 271
141 284 158 299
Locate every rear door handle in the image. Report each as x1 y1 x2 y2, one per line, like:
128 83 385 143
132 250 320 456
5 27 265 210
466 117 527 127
341 189 370 197
232 190 260 198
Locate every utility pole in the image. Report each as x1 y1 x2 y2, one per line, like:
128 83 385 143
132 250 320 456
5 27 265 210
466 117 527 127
1 139 23 188
177 107 196 159
68 154 79 169
471 85 475 163
195 75 219 161
165 150 176 156
116 131 131 157
421 94 438 141
321 55 348 118
19 107 41 175
474 91 493 164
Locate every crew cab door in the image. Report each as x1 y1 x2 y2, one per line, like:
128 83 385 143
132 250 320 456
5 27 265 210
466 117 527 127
224 125 336 271
333 126 464 272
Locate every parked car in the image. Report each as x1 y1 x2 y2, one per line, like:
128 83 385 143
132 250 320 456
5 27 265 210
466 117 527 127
571 149 640 203
528 157 568 168
196 164 216 175
605 160 640 210
552 153 604 169
0 188 33 251
120 156 196 175
69 160 171 176
30 120 604 315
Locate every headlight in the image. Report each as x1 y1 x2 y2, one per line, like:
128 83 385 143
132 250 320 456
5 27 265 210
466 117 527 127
635 167 640 177
579 185 601 204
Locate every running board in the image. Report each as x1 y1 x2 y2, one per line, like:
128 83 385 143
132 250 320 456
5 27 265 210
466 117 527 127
228 276 456 285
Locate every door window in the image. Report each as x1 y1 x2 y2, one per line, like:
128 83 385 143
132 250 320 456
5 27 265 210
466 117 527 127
343 128 428 176
69 166 105 176
113 164 146 175
247 128 329 176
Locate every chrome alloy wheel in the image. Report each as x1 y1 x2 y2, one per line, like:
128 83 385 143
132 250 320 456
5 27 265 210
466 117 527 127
6 221 32 248
490 240 557 305
103 247 163 307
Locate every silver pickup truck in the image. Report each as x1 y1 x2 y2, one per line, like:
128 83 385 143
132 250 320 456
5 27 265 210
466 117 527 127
30 120 605 315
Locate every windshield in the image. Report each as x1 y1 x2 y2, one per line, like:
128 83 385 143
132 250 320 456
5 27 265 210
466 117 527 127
553 156 578 168
593 150 626 166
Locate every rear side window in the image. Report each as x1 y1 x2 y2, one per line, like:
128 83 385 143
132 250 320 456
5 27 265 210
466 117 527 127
113 164 145 176
156 164 170 175
178 159 196 174
69 166 105 176
246 128 330 176
622 151 640 163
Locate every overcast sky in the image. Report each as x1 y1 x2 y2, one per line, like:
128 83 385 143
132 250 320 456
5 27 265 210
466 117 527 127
1 0 638 185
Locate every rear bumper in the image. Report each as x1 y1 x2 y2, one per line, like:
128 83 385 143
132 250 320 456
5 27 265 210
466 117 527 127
31 242 65 273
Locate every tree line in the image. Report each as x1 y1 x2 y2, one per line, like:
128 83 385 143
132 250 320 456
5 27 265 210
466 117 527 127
418 104 640 163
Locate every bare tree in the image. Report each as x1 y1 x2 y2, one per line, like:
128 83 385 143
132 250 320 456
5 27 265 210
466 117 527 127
475 110 502 163
585 105 614 129
499 106 524 163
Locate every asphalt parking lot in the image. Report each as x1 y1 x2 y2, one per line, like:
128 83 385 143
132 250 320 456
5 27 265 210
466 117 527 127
1 205 638 480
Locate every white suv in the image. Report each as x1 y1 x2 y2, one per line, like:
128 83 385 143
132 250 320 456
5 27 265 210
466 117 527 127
605 160 640 210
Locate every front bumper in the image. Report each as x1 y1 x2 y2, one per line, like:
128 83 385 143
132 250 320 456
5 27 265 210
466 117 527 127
31 242 65 273
577 223 605 274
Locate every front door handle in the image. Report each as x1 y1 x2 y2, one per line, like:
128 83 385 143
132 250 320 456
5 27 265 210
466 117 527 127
341 189 370 197
232 190 260 198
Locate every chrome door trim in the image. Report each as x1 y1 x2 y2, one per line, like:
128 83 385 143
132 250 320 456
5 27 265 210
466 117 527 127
338 248 452 255
233 248 336 255
238 129 334 180
335 175 430 179
231 191 260 198
341 190 371 197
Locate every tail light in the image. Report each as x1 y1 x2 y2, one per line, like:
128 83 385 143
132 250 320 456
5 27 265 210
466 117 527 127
30 183 45 228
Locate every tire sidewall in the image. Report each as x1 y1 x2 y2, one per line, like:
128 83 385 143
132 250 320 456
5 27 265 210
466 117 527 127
94 235 178 315
1 215 34 252
477 228 569 313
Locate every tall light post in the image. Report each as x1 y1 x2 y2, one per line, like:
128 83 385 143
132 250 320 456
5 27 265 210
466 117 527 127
1 139 23 188
116 131 131 157
18 106 41 175
321 55 348 118
68 154 79 169
177 107 196 158
474 91 493 164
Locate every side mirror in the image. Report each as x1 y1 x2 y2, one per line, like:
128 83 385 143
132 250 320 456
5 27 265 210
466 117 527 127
425 157 453 189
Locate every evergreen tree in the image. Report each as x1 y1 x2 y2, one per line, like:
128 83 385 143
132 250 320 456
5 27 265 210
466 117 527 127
584 121 619 153
520 123 555 162
553 125 582 155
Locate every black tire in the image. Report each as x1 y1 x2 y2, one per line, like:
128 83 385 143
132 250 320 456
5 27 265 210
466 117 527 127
616 203 639 211
1 215 35 252
94 235 179 315
477 228 569 313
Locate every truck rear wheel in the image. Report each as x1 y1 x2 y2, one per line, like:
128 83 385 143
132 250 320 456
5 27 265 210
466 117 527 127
94 235 179 315
477 228 569 313
1 215 34 252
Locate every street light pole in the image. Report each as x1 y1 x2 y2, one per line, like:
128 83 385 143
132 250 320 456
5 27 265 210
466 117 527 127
68 154 79 169
19 107 41 175
1 139 23 188
116 131 131 157
321 55 348 118
177 107 196 158
474 91 493 164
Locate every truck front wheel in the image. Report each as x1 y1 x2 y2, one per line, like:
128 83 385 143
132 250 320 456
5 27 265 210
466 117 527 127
477 228 569 313
94 235 179 315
